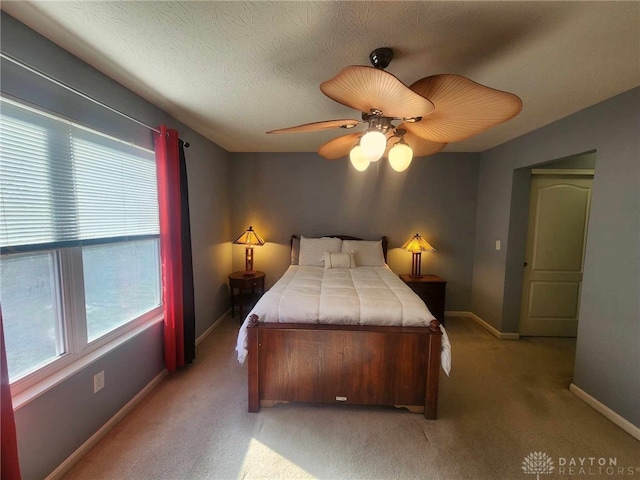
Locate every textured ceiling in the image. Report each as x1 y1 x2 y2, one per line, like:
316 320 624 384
2 1 639 154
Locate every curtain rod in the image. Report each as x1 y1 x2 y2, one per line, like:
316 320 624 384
1 51 190 147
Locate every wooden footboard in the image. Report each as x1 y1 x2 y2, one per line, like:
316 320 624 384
246 315 442 419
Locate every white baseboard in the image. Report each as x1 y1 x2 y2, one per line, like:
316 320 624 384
46 369 168 480
447 311 520 340
195 309 231 346
569 383 640 441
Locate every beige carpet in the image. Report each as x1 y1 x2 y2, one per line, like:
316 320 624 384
62 316 639 480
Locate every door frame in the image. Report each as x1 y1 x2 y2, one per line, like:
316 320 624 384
500 152 597 336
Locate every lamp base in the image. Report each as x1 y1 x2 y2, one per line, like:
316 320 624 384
409 274 423 279
410 252 422 278
243 247 255 276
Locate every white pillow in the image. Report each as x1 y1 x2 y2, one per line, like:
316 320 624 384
342 240 385 267
299 236 342 266
323 251 356 269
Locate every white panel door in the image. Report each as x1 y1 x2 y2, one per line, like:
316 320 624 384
519 173 593 336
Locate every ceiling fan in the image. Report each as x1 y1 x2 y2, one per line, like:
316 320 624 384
267 47 522 172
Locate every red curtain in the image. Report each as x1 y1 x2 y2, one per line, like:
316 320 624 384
154 126 185 372
1 307 22 480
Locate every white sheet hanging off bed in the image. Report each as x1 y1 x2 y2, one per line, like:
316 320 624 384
235 265 452 375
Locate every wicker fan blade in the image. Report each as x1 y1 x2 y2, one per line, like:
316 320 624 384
384 127 447 159
405 74 522 142
266 119 360 134
317 132 362 160
320 66 434 118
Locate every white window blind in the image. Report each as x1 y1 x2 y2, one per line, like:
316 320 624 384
0 99 159 252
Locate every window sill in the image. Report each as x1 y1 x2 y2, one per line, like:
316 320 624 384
12 313 164 411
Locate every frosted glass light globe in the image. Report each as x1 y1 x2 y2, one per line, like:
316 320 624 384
388 142 413 172
360 130 386 162
349 145 371 171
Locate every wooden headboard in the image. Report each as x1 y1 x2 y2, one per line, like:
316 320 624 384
290 235 388 263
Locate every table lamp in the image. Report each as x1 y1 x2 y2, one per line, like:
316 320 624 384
402 233 435 278
233 226 265 275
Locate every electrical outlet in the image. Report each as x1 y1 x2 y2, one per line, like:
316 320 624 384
495 240 501 251
94 370 105 393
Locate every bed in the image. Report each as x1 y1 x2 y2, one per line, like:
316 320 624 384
236 235 451 419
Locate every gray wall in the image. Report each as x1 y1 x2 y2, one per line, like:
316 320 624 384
1 12 233 479
534 151 596 170
14 325 164 480
229 152 480 311
472 88 640 427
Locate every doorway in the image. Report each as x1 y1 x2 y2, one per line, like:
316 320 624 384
519 169 593 337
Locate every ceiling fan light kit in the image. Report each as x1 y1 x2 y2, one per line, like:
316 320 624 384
360 128 387 161
349 143 371 172
267 48 522 172
388 137 413 172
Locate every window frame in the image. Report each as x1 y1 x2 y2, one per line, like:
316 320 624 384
6 239 164 406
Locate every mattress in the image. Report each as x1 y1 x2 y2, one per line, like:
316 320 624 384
235 265 452 374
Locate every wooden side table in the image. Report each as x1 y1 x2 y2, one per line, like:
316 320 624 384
399 274 447 324
229 271 266 320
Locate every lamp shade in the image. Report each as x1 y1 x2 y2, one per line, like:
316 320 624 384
233 226 265 246
402 233 435 253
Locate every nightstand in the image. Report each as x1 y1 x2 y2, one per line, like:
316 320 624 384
228 271 266 319
399 274 447 324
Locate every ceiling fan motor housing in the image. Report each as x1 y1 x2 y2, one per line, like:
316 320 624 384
362 113 395 133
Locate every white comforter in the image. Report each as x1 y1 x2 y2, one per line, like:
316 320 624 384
235 265 451 375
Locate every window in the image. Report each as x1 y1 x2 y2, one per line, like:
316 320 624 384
0 98 162 389
83 240 160 342
0 251 62 380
